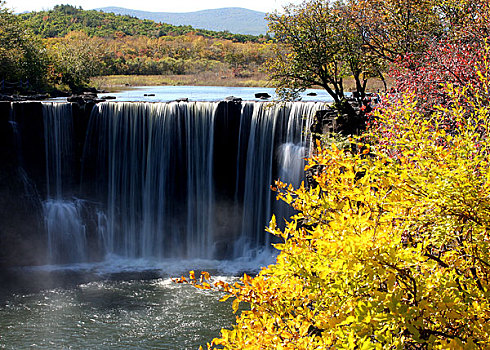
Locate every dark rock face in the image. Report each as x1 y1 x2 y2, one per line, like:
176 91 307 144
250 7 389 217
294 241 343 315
212 101 243 259
0 102 46 267
0 102 96 268
310 98 366 137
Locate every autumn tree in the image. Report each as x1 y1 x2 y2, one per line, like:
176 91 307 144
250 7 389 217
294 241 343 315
183 49 490 348
265 0 383 104
351 0 442 63
45 31 108 90
387 0 490 111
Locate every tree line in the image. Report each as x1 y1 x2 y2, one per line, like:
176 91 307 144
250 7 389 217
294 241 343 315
264 0 489 107
0 3 271 92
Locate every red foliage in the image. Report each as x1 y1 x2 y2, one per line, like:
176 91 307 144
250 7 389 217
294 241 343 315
390 38 485 111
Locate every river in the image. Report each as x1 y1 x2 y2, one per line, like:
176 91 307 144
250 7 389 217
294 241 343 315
0 89 330 349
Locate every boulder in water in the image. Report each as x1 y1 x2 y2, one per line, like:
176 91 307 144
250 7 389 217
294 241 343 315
224 96 242 102
255 92 271 99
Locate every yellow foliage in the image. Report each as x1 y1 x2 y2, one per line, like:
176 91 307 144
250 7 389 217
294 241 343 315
186 56 490 349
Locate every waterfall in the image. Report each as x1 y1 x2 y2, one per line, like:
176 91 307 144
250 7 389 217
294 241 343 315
43 103 74 199
234 102 319 256
44 199 87 263
38 101 324 263
82 102 217 259
42 103 88 264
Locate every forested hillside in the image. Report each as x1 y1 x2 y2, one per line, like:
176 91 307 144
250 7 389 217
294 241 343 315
1 4 271 93
19 5 266 42
97 7 268 36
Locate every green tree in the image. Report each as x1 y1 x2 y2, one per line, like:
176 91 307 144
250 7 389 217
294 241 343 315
265 0 383 103
351 0 443 63
0 1 47 89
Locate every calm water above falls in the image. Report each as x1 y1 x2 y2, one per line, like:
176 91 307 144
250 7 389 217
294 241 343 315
101 85 331 103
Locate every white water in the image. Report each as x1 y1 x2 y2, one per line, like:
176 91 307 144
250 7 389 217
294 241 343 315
44 199 87 264
41 101 325 265
42 103 89 264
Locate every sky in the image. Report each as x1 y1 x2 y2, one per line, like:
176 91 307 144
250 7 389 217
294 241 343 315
5 0 297 13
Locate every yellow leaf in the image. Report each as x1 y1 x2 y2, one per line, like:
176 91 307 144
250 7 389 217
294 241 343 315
232 298 240 313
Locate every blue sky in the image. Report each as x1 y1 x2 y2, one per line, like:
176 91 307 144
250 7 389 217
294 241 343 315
6 0 297 13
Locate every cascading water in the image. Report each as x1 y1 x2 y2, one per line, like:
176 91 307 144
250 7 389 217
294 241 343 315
82 102 218 259
44 199 87 264
40 101 324 264
0 98 327 350
42 103 88 264
233 102 318 256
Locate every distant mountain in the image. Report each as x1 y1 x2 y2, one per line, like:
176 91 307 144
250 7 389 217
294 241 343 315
97 7 268 36
19 5 263 42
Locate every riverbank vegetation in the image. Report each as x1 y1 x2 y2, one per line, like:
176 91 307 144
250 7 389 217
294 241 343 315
0 3 272 93
178 0 490 348
194 66 490 348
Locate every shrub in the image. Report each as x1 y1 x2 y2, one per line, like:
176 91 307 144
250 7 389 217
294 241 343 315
185 54 490 349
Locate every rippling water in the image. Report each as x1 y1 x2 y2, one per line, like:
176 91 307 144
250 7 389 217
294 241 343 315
0 276 238 349
0 254 273 349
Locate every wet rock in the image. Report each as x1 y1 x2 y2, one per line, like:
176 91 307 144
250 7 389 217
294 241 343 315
144 93 155 97
224 96 242 102
19 94 49 101
0 94 23 101
101 96 116 100
68 93 105 104
175 98 189 102
255 92 271 99
67 95 85 103
307 92 317 96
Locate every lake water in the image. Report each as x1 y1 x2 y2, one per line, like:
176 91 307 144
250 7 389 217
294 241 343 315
100 85 332 103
